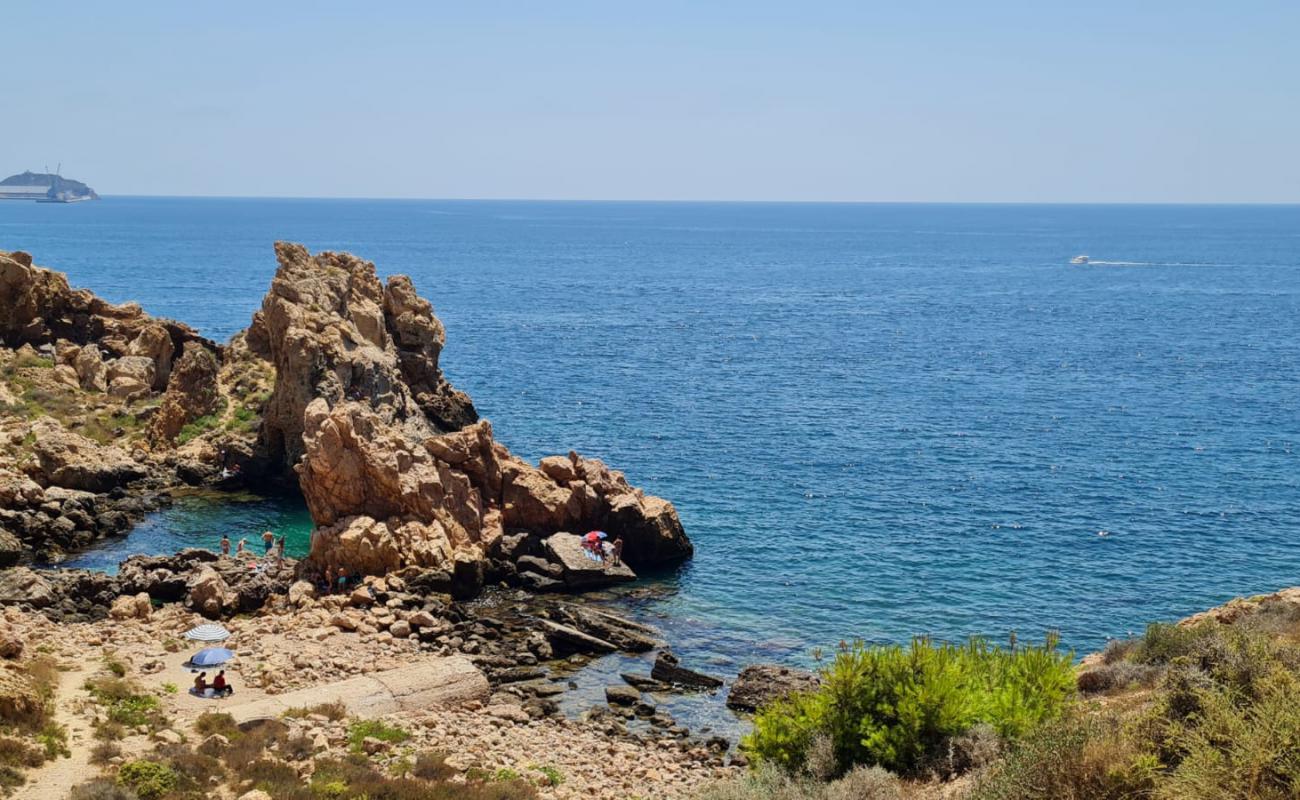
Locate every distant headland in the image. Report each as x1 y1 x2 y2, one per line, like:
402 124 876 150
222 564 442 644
0 170 98 203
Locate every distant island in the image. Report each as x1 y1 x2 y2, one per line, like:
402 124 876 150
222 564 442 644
0 170 98 203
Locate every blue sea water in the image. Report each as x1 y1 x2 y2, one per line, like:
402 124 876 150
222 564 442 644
4 198 1299 670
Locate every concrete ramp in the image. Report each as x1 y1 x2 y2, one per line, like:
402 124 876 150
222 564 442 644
224 656 488 723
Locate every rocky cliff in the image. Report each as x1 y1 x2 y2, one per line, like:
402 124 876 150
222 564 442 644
249 243 692 592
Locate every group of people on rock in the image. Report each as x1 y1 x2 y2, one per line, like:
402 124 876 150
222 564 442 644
583 535 625 566
192 669 234 698
315 562 365 596
219 530 287 568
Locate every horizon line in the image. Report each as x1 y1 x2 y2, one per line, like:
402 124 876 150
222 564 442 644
84 194 1300 207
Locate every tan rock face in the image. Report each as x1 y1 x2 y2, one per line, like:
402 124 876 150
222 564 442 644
248 242 477 468
29 418 147 492
150 342 222 443
188 567 237 618
245 243 692 585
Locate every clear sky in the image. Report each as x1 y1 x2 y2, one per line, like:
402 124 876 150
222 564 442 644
4 1 1298 202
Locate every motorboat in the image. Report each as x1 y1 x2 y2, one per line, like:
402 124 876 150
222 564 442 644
1070 254 1089 265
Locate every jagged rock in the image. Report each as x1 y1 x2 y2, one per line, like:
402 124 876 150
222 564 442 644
150 342 221 443
29 418 147 492
188 567 237 618
620 673 673 692
73 344 108 391
0 567 55 608
128 323 175 389
544 532 636 589
650 652 723 689
109 592 153 620
726 664 821 712
245 244 691 591
407 610 441 630
0 249 212 358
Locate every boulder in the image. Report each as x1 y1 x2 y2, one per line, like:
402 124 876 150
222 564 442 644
127 323 175 389
187 567 237 618
650 652 723 689
109 592 153 620
605 685 640 706
0 567 55 608
73 344 108 391
150 342 222 444
543 532 636 589
726 664 821 712
107 355 157 392
536 619 617 654
288 580 317 607
30 418 146 492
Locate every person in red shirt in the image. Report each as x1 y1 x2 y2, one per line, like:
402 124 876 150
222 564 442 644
212 669 233 697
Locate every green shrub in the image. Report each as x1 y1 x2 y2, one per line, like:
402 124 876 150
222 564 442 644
90 740 122 765
37 721 69 759
116 760 178 800
745 636 1075 776
346 718 410 752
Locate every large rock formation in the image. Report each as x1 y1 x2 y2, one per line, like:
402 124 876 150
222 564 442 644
253 244 692 587
0 249 212 358
246 242 476 469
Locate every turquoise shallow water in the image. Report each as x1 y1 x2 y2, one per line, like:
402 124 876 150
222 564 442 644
4 198 1300 679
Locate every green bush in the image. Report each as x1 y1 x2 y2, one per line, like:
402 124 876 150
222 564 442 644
744 636 1075 776
70 780 139 800
116 760 178 800
696 762 902 800
346 718 410 752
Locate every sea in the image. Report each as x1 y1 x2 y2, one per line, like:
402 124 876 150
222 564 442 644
2 198 1298 730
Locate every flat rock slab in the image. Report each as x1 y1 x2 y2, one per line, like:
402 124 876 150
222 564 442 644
726 663 821 711
651 651 723 689
544 532 636 589
222 656 488 724
537 618 618 654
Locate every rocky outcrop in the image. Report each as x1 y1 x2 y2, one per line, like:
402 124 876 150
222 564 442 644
247 242 477 468
248 243 692 591
726 664 821 712
150 342 222 443
29 418 147 493
0 249 212 361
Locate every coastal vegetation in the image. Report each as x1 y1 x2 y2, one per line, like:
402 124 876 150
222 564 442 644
745 636 1075 776
706 593 1300 799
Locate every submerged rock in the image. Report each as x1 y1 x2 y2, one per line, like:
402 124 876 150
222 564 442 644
650 652 723 689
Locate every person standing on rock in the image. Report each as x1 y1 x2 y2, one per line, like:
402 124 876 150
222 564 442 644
236 538 247 558
611 536 624 566
262 530 275 555
275 534 286 564
220 534 231 557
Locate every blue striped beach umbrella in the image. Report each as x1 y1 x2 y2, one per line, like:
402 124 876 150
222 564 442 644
183 623 231 643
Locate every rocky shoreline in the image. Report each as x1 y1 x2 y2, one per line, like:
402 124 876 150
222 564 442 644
0 243 814 797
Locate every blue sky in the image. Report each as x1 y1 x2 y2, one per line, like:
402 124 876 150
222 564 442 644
4 1 1297 202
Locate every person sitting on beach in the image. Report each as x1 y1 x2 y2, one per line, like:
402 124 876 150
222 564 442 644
220 534 231 557
193 672 208 694
262 530 275 554
212 670 233 697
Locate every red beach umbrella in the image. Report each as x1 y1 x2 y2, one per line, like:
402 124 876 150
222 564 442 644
584 531 607 542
